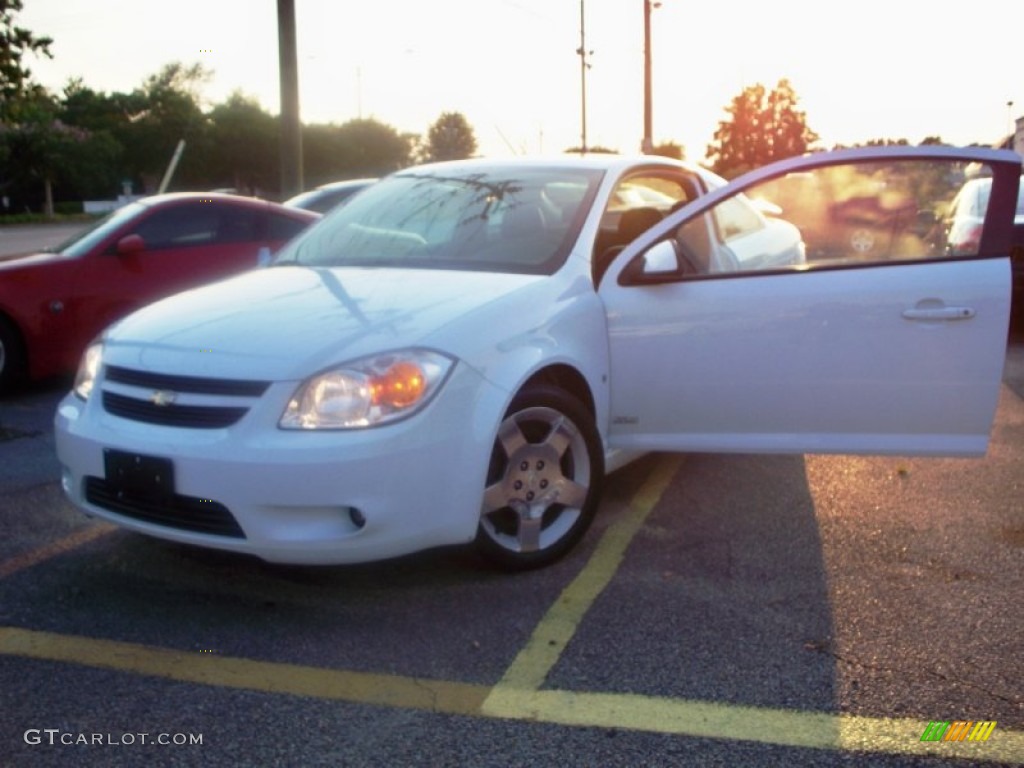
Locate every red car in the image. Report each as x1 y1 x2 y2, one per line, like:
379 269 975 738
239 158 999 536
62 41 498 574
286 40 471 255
0 193 318 391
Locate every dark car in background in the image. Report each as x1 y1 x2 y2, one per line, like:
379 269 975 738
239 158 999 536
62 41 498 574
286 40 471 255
283 179 377 214
0 193 318 391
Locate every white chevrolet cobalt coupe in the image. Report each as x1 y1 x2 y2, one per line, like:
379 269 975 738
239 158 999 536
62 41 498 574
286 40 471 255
56 147 1021 569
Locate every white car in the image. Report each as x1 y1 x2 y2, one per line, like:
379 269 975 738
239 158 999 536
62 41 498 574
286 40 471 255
944 173 1024 256
55 147 1021 569
283 178 377 214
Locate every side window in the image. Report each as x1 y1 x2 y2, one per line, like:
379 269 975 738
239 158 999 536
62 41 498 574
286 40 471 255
216 206 259 243
264 212 310 242
132 204 221 250
594 171 702 278
712 195 763 242
673 159 995 277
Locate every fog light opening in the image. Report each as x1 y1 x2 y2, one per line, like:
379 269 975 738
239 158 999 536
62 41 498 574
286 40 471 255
349 508 367 529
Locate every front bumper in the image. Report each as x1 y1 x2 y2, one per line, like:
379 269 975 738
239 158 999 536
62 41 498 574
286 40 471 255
54 364 496 564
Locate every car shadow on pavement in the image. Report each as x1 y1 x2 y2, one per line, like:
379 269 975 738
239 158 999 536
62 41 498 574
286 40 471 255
545 452 838 719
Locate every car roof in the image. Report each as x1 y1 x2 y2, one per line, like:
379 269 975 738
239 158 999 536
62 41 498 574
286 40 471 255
397 154 701 176
137 192 318 219
315 178 378 191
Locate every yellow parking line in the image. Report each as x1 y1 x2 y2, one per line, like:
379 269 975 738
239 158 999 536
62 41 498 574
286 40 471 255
482 688 1024 763
0 523 116 580
0 626 488 716
3 625 1021 763
493 454 683 691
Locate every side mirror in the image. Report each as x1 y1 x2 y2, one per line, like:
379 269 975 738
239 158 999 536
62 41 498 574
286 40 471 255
116 234 144 255
621 239 693 284
640 239 681 275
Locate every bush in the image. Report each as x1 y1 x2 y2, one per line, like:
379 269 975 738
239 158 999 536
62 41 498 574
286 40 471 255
0 212 99 225
54 201 84 215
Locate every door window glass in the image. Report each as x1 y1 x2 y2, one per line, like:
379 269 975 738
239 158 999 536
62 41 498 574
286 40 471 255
265 212 309 241
674 159 996 276
131 204 260 250
132 205 220 249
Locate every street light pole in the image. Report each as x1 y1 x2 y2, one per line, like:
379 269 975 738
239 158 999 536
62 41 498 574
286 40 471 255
642 0 653 153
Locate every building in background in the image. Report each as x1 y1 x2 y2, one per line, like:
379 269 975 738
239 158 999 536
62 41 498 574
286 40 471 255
998 115 1024 157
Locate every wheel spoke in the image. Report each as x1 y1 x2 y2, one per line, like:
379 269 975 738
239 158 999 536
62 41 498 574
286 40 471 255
482 481 509 515
496 418 528 457
555 477 589 509
517 508 543 552
543 416 577 458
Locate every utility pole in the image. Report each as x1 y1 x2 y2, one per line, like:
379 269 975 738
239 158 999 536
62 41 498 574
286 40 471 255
277 0 303 198
642 0 657 154
576 0 592 153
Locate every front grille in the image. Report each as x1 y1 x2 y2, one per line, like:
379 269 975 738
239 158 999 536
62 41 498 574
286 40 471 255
84 476 245 538
105 365 270 396
103 392 248 429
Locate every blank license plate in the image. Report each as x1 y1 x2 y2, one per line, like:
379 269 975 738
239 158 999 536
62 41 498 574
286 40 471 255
104 449 175 500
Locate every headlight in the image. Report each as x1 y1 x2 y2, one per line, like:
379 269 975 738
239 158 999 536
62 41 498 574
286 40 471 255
280 349 454 429
73 342 103 400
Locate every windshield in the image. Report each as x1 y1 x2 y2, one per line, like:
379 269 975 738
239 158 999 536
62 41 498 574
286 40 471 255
277 166 604 274
53 201 148 257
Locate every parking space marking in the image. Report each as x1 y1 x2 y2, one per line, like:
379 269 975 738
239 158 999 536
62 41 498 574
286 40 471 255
0 626 489 716
493 454 683 691
0 523 115 580
3 625 1021 763
482 688 1024 763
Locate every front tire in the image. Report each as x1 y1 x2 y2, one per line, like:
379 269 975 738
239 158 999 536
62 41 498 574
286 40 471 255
475 385 603 570
0 316 26 394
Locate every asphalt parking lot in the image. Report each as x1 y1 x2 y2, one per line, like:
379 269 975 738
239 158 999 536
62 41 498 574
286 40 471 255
0 226 1022 766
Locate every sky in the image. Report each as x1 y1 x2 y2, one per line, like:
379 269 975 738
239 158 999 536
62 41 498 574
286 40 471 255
17 0 1024 163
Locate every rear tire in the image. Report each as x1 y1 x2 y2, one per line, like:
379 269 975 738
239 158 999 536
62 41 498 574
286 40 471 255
475 385 603 570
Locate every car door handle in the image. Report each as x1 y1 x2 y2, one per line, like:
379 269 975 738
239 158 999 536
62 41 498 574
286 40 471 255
901 306 976 321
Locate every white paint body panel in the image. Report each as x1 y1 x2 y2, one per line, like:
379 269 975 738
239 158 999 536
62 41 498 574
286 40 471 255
602 258 1010 455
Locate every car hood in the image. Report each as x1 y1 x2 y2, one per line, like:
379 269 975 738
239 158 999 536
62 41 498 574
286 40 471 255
102 265 544 380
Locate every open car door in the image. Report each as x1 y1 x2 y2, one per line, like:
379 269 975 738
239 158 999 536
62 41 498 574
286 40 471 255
599 146 1020 456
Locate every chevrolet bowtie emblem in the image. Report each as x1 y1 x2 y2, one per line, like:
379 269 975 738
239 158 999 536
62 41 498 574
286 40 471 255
150 390 178 407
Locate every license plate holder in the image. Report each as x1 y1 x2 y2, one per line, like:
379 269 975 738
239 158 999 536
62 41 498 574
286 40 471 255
104 449 175 501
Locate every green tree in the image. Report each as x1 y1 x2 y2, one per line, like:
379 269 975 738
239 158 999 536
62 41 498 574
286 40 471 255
61 78 132 135
205 92 278 195
335 118 413 176
303 117 412 187
564 145 618 155
0 91 88 215
705 79 818 178
120 62 211 191
651 141 684 160
421 111 477 162
0 0 52 118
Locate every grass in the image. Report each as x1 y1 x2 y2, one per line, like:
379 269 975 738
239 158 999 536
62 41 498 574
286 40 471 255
0 212 101 226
